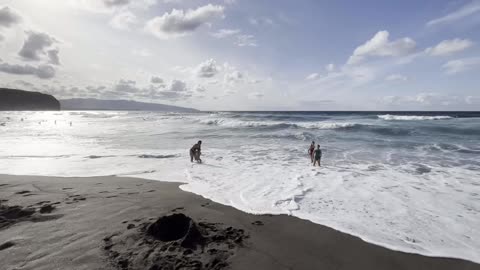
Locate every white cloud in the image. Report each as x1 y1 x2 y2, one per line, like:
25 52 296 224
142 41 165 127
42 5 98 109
236 34 257 47
47 49 60 65
0 6 22 28
109 11 137 30
150 76 164 84
194 84 206 92
114 79 138 93
167 79 187 92
158 79 193 100
305 73 320 80
0 61 56 79
426 38 473 56
18 31 60 64
385 74 407 82
442 57 480 74
145 4 224 39
103 0 130 7
325 63 335 72
347 30 416 65
427 1 480 27
210 28 240 38
249 17 274 26
195 59 219 78
224 70 243 85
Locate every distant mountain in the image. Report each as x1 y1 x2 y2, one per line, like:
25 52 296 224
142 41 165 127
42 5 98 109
0 88 60 111
60 98 199 112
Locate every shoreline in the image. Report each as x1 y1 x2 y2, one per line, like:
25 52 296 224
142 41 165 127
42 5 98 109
1 174 479 270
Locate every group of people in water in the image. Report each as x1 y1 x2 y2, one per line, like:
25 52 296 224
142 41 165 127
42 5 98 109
190 140 322 167
308 141 322 167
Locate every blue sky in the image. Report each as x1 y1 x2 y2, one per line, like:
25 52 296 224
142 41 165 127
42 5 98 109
0 0 479 110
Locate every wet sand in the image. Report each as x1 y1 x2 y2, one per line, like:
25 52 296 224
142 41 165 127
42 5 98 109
0 174 478 270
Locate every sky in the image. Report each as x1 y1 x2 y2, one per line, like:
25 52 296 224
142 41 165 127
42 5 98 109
0 0 479 111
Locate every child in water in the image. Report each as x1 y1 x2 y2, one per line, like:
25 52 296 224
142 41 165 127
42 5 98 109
190 140 202 163
313 144 322 167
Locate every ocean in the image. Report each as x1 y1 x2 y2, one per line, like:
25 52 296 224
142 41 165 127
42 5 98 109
1 111 479 262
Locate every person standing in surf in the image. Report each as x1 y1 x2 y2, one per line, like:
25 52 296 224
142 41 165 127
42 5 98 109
308 141 315 163
313 144 322 167
190 140 202 163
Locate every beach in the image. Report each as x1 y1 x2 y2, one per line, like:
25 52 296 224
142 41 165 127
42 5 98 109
2 111 480 262
1 174 479 270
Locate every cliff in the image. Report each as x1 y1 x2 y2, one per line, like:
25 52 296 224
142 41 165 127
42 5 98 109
60 98 199 112
0 88 60 111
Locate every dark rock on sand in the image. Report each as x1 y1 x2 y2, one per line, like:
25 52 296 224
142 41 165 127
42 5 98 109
104 213 247 270
0 203 36 229
39 204 55 214
251 220 264 226
0 241 15 251
0 201 61 229
0 88 60 111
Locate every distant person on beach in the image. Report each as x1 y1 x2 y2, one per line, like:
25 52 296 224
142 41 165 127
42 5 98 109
313 144 322 167
308 141 315 163
190 140 202 163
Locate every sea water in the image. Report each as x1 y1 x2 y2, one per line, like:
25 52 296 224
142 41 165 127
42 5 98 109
0 111 479 262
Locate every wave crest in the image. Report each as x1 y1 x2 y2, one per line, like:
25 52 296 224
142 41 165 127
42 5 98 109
199 118 360 130
378 114 453 121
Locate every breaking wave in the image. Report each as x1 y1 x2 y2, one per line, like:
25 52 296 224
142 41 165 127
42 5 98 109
378 114 453 121
199 118 361 130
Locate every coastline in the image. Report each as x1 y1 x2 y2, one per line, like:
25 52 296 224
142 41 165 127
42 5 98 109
0 174 479 270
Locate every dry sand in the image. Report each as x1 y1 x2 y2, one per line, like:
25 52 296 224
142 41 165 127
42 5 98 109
0 174 479 270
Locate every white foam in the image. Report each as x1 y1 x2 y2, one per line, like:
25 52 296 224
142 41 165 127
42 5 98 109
199 118 360 129
378 114 453 121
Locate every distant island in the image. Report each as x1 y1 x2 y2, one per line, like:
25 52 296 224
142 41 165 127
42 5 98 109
0 88 60 111
60 98 199 112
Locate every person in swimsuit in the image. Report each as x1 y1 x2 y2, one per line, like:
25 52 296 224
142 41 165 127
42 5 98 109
313 144 322 167
190 140 202 163
308 141 315 163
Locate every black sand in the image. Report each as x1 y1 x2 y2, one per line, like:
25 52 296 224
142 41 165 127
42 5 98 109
0 174 478 270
